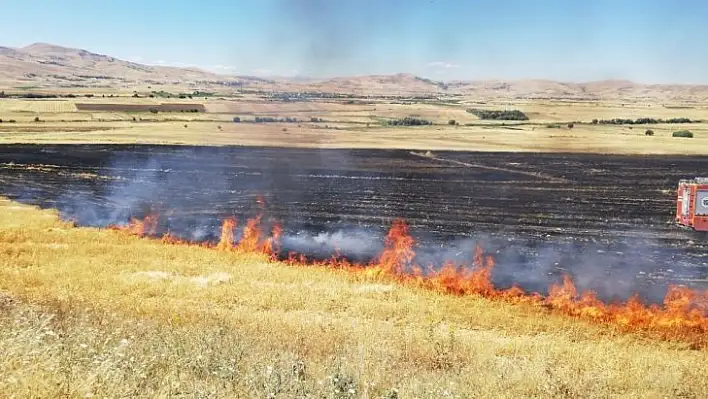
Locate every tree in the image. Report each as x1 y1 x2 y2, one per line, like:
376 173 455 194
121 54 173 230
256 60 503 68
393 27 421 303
232 116 241 123
448 119 456 125
34 116 40 122
567 123 574 129
645 129 654 136
0 91 6 98
591 119 598 124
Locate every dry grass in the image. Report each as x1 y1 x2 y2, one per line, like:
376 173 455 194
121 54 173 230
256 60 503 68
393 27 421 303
2 97 708 153
0 198 707 398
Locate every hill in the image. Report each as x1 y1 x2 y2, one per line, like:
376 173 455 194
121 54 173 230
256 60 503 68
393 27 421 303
0 43 248 90
2 43 708 101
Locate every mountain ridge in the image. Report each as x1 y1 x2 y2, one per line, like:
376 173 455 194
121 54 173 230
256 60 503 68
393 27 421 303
1 43 708 100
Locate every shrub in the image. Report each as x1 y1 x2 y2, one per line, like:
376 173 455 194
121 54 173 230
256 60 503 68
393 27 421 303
546 124 562 128
34 116 40 122
567 123 574 129
592 119 598 124
466 108 528 120
448 119 456 125
232 116 241 123
645 129 654 136
672 130 694 138
386 116 433 126
148 108 158 114
0 119 3 123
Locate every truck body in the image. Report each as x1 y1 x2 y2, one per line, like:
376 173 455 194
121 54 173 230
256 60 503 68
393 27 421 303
676 177 708 231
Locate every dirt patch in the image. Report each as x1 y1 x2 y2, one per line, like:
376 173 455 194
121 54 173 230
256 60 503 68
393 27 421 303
0 291 18 310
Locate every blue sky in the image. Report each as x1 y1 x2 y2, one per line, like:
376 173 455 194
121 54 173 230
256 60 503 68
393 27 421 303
1 0 706 83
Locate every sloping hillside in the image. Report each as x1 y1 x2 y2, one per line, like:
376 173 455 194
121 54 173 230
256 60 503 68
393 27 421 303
2 43 708 100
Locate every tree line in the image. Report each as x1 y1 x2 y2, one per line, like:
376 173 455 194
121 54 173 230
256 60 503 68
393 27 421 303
591 117 699 125
466 109 529 121
384 117 433 126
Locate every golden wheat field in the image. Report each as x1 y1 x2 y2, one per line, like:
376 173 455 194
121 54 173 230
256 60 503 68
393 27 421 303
0 199 707 398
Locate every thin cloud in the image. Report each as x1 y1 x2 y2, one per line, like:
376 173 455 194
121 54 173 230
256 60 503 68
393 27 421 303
212 64 237 71
426 61 461 69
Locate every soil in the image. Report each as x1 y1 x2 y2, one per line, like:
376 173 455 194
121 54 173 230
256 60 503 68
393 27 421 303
0 144 706 303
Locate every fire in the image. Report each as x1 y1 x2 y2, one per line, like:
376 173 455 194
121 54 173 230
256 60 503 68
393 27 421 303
262 224 283 258
106 210 708 348
375 219 415 275
108 213 159 237
216 217 237 251
235 214 262 253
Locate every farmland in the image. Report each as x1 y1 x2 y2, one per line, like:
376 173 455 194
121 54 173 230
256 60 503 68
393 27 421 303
0 93 708 153
1 89 708 397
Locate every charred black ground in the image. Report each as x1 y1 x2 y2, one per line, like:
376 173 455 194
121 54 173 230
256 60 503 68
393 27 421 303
0 144 706 303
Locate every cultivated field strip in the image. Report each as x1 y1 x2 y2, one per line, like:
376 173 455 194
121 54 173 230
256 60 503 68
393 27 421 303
0 144 706 301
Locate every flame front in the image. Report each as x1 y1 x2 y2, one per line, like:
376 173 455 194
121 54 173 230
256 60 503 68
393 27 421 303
107 211 708 348
216 217 237 251
109 213 159 237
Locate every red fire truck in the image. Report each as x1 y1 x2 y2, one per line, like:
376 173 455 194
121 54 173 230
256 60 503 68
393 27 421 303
676 177 708 231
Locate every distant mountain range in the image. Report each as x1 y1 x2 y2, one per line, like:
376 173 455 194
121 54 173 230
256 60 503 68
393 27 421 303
2 43 708 101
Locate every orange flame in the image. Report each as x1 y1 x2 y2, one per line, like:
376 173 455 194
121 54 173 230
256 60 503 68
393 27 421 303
106 211 708 348
376 219 415 275
236 214 262 253
108 213 159 237
216 217 237 251
262 224 283 258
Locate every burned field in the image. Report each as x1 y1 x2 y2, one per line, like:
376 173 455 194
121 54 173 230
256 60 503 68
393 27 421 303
0 144 706 303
